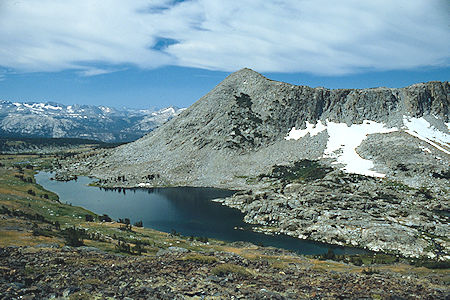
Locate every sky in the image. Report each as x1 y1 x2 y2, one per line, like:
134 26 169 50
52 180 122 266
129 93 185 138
0 0 449 109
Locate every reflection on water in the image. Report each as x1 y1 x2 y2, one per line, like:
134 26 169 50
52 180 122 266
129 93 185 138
35 171 366 255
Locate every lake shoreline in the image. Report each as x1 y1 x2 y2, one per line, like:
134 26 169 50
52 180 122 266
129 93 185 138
36 171 367 256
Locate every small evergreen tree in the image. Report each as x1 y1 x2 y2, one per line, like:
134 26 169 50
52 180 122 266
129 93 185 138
132 241 144 255
62 226 85 247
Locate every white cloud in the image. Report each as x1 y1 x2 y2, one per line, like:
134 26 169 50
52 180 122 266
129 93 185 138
77 68 119 77
0 0 448 75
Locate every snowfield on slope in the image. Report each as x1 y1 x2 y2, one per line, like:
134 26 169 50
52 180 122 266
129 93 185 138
286 116 449 177
286 120 397 177
403 116 450 155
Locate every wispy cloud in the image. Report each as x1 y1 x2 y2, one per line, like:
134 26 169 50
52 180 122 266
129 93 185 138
77 68 120 77
0 0 448 76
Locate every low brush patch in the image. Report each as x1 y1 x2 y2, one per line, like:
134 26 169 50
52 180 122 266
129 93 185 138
260 159 332 183
179 254 218 264
211 263 251 277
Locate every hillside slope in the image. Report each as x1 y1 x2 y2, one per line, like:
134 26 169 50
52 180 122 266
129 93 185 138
63 68 449 188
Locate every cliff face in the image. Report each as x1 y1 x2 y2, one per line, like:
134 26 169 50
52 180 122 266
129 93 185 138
148 69 448 152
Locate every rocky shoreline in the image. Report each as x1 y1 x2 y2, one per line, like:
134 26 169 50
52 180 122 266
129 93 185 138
215 170 449 260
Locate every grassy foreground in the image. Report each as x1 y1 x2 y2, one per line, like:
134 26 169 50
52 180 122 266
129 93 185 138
0 152 449 299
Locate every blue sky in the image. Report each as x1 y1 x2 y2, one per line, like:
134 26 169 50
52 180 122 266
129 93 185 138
0 0 449 109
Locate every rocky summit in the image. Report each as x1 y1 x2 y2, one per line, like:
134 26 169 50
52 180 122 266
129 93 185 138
58 68 449 259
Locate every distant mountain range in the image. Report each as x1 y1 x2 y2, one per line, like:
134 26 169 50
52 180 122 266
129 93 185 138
0 101 184 142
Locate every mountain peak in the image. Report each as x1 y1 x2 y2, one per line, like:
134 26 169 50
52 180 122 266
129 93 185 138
234 67 259 74
224 68 266 82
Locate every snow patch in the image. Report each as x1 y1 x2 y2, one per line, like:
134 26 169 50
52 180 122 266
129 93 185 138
324 120 397 177
421 147 432 154
286 120 397 177
403 116 450 155
285 120 326 140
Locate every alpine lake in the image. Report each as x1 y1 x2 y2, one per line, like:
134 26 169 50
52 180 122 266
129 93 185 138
36 171 366 256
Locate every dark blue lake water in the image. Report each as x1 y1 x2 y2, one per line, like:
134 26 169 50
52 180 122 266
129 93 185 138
36 171 365 255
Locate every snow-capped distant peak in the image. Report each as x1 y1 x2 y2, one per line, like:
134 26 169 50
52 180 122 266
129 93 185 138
100 106 112 113
160 107 175 114
25 103 63 110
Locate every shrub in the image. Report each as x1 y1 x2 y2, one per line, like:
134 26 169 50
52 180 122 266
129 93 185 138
32 227 53 237
98 214 112 222
351 256 363 266
362 267 378 275
119 218 132 230
234 93 253 108
196 236 209 243
132 241 145 255
115 239 131 254
170 229 180 236
61 226 85 247
432 169 450 180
